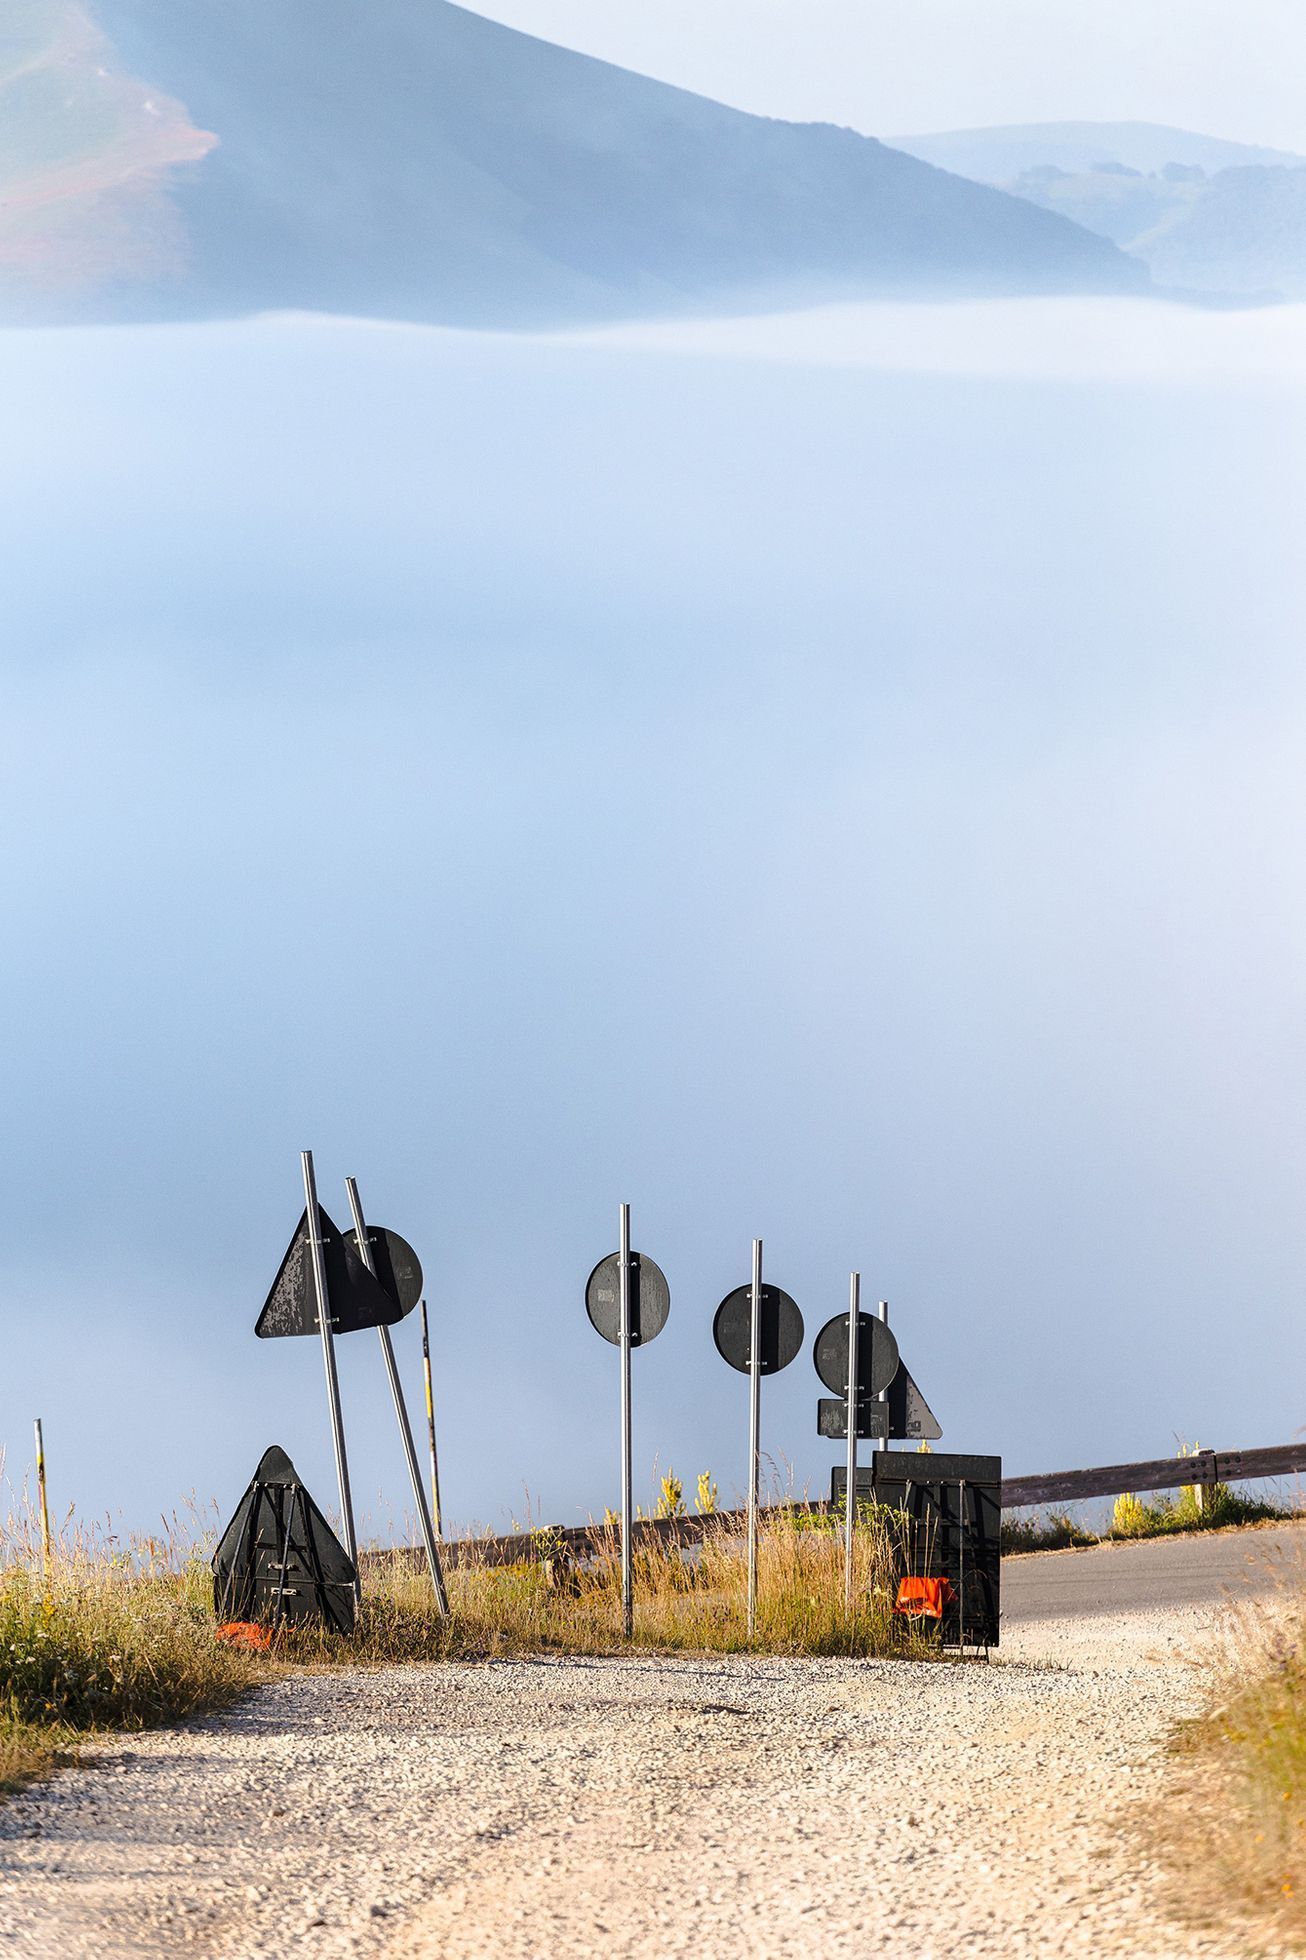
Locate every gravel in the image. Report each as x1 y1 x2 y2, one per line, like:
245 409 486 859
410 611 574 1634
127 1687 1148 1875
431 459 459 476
0 1600 1289 1957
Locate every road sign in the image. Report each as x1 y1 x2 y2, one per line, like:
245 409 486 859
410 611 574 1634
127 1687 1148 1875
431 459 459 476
886 1362 942 1442
712 1284 804 1375
256 1206 402 1338
813 1311 900 1398
833 1453 1002 1649
213 1445 356 1635
585 1251 671 1347
714 1244 801 1635
585 1211 670 1639
342 1224 423 1317
817 1396 889 1441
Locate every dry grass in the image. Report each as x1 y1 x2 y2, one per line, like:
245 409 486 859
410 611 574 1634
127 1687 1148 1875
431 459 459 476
1147 1589 1306 1950
0 1498 264 1791
1 1497 928 1793
1001 1509 1098 1553
282 1506 925 1664
0 1556 262 1792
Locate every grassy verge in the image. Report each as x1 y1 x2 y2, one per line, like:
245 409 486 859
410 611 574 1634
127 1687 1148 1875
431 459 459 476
2 1503 929 1792
1151 1593 1306 1947
0 1556 264 1794
282 1505 926 1663
1002 1509 1100 1553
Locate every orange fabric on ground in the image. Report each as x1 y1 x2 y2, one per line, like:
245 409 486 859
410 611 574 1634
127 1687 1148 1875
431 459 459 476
216 1621 273 1651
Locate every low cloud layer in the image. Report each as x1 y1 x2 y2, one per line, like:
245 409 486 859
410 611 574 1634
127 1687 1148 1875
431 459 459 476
1 305 1302 1536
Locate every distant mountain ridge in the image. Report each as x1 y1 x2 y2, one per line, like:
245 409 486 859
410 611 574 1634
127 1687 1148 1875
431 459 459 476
892 123 1306 183
0 0 1146 325
893 123 1306 301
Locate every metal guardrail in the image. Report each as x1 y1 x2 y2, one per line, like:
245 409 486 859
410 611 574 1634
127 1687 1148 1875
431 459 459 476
1000 1441 1306 1510
428 1505 802 1571
372 1442 1306 1571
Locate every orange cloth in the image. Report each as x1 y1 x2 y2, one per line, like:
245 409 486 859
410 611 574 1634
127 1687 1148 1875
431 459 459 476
892 1576 956 1619
216 1621 273 1651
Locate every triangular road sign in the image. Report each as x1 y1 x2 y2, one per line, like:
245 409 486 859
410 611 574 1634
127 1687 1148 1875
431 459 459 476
213 1443 356 1633
255 1206 403 1338
886 1361 943 1442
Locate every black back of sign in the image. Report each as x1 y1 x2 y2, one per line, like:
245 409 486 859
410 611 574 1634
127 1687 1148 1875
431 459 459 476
585 1252 671 1347
212 1445 356 1634
713 1284 804 1375
256 1206 403 1338
813 1311 901 1398
342 1225 424 1318
885 1362 943 1442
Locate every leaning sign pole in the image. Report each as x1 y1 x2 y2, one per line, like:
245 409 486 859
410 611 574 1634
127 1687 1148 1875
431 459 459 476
300 1149 358 1577
344 1177 449 1614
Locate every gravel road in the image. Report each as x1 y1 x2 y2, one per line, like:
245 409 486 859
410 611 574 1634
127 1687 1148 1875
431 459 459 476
1 1532 1300 1959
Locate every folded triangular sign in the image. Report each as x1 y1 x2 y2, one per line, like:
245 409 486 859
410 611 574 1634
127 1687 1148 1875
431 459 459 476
255 1206 404 1338
212 1443 356 1633
886 1361 943 1442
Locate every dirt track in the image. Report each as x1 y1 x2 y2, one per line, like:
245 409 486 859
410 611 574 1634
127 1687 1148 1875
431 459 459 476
0 1535 1300 1958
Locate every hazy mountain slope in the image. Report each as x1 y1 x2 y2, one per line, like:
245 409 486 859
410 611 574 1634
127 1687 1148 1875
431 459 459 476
0 0 212 307
1136 166 1306 299
892 123 1306 183
4 0 1145 325
893 122 1306 301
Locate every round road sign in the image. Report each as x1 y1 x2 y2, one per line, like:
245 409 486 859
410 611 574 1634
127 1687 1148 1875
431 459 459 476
585 1252 671 1347
713 1284 804 1376
343 1225 423 1318
813 1312 900 1398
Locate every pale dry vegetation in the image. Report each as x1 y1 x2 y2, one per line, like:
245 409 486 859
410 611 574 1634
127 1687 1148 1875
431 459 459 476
1 1492 920 1795
1148 1587 1306 1949
292 1505 918 1666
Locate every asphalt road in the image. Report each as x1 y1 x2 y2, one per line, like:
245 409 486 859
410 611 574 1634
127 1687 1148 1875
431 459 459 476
1003 1518 1306 1622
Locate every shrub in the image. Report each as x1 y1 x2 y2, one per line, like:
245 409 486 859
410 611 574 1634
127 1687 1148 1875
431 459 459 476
1003 1509 1098 1553
0 1563 259 1731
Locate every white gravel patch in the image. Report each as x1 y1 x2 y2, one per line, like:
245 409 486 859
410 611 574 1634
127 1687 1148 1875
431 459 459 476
0 1601 1287 1958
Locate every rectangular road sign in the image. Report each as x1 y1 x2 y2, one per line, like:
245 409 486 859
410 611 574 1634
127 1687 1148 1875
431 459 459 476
817 1397 888 1441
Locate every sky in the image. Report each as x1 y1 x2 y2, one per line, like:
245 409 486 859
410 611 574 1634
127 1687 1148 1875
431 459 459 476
470 0 1306 155
1 299 1303 1546
0 1 1302 1552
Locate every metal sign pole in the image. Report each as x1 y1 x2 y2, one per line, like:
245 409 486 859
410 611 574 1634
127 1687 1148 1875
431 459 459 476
345 1178 449 1615
420 1300 443 1538
844 1273 860 1610
33 1418 51 1581
301 1150 359 1581
618 1202 633 1639
877 1299 890 1453
747 1237 762 1639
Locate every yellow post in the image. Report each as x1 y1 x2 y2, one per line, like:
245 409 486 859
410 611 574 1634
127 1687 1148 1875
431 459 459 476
33 1418 51 1579
420 1301 442 1538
